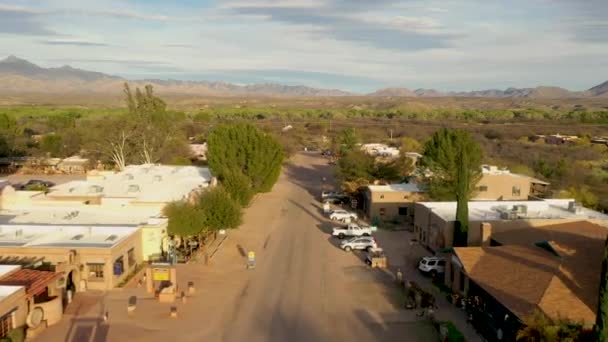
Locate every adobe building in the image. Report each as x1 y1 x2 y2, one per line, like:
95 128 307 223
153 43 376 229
413 199 608 252
363 183 426 222
473 165 549 200
0 264 63 339
0 164 215 291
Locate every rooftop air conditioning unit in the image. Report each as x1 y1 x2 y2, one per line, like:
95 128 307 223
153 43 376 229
514 204 528 215
568 201 582 214
500 210 518 220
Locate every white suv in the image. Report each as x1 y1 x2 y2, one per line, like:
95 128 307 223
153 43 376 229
329 209 358 221
418 256 446 277
340 236 377 252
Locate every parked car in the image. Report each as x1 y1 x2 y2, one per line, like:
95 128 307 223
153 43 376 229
324 195 349 205
332 223 376 239
340 236 377 252
321 191 344 199
418 256 446 277
329 209 358 221
20 179 55 190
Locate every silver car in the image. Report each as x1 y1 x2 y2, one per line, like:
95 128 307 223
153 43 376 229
340 236 378 252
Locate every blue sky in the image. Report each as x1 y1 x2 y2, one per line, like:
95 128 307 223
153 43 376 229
0 0 607 93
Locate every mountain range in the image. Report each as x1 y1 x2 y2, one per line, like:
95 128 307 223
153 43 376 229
0 55 606 98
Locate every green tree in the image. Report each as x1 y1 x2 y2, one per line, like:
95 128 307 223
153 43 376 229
164 201 206 237
338 128 359 154
40 134 63 157
596 236 608 342
207 124 284 205
124 83 187 164
400 137 422 152
422 129 482 246
560 186 598 209
195 187 242 231
0 135 11 158
336 149 375 193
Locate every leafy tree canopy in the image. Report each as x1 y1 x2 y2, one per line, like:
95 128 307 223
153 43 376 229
40 134 63 157
164 201 206 237
400 137 422 153
195 187 242 231
421 128 483 201
207 124 284 204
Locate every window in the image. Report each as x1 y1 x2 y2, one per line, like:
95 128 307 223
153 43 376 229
379 208 386 216
88 263 104 280
114 256 124 276
427 261 436 266
512 186 521 196
0 311 13 338
128 248 136 267
477 185 488 192
438 260 446 266
398 207 408 216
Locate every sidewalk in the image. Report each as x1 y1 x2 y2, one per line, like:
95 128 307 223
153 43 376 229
375 229 482 342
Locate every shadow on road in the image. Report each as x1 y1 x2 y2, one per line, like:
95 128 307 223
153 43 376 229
288 199 324 224
64 317 109 342
284 157 336 198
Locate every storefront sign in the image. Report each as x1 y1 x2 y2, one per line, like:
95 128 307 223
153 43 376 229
152 268 170 281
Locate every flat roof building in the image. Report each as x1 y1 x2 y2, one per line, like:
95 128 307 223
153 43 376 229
363 183 426 223
48 164 213 205
413 199 608 252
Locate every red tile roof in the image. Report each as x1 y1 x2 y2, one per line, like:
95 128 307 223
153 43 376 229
0 269 61 296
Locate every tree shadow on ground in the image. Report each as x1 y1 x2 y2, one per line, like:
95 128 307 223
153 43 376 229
284 157 337 199
64 317 109 342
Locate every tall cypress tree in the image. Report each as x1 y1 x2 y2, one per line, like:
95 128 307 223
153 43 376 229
422 129 482 247
595 236 608 341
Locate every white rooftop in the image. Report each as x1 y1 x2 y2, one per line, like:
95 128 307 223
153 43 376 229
419 199 608 222
0 225 140 248
49 164 212 203
368 183 425 193
0 285 23 300
0 205 164 226
0 265 20 278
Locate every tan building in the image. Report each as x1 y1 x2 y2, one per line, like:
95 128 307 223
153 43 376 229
473 165 549 200
0 225 143 291
445 221 605 341
413 199 608 252
363 183 426 222
0 265 63 339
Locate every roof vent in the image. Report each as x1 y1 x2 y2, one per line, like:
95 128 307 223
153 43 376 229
153 175 162 182
88 185 104 193
15 229 22 237
123 173 134 180
105 234 118 242
127 184 140 193
71 234 84 240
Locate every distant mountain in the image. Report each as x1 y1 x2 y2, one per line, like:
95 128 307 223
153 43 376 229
368 87 417 97
0 55 118 82
0 55 606 99
0 56 353 97
414 88 445 97
588 81 608 97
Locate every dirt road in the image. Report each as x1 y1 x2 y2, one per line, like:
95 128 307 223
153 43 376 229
35 152 436 342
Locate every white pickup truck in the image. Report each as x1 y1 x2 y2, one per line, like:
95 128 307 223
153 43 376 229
332 223 378 239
